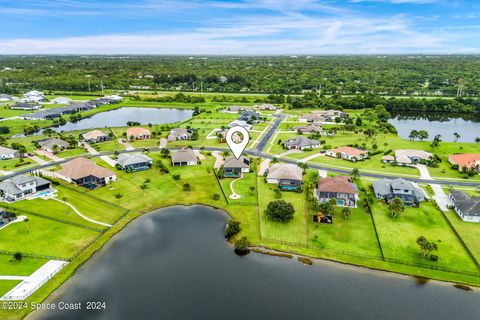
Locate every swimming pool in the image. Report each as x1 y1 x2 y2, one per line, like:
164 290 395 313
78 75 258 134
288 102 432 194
336 199 345 206
29 190 52 199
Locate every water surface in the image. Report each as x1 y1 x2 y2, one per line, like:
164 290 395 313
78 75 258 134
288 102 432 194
53 107 193 132
389 112 480 142
36 206 479 320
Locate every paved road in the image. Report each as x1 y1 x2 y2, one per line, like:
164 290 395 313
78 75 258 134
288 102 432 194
255 114 286 152
2 146 480 187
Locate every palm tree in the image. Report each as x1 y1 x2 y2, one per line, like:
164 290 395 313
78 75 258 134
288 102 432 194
342 207 352 219
383 142 388 150
249 186 255 195
453 132 460 142
475 137 480 144
23 218 30 233
388 197 405 218
351 168 360 180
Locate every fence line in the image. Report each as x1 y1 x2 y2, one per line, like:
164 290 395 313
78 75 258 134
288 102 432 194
2 205 104 232
0 250 68 261
213 169 230 204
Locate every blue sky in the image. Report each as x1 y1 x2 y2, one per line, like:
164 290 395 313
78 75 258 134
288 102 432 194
0 0 479 54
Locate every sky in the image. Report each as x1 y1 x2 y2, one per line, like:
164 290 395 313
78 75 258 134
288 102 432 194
0 0 479 54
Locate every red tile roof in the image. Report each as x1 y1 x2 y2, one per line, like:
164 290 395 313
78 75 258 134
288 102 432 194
449 154 480 168
332 146 368 156
317 176 357 194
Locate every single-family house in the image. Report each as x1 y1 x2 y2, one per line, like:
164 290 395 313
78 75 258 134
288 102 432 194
11 103 42 110
316 176 358 207
394 150 433 166
221 105 246 114
0 146 19 160
0 94 16 102
238 111 261 123
81 130 110 143
116 153 153 172
293 124 323 134
266 163 303 191
382 155 395 164
0 175 52 202
126 127 151 141
0 208 16 227
56 157 117 188
223 156 250 177
167 128 194 141
21 90 46 103
51 97 73 104
256 104 277 111
449 154 480 173
37 138 70 153
372 178 426 206
228 120 253 131
171 149 198 166
284 136 321 150
449 190 480 223
327 146 369 162
299 110 347 123
104 95 123 103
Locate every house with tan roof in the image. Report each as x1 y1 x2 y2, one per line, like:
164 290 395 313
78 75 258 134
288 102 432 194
266 164 303 191
284 136 320 150
449 154 480 173
394 150 433 166
316 176 358 207
171 149 198 166
126 127 151 141
56 157 117 188
167 128 194 142
255 104 277 111
37 138 70 153
81 130 110 143
327 146 369 162
293 124 323 134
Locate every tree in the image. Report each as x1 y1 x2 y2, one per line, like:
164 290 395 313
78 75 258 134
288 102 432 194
114 193 123 200
431 134 442 149
234 237 250 255
342 207 352 219
408 130 418 141
23 218 29 233
212 193 220 200
160 148 170 158
274 188 282 199
225 220 241 238
140 183 149 193
351 168 360 180
416 236 438 258
265 200 295 222
12 252 22 261
318 200 335 216
388 197 405 218
453 132 460 142
475 137 480 144
249 186 255 195
417 130 429 141
183 183 191 191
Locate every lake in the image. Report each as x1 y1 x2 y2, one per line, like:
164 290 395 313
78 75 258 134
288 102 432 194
34 206 479 320
389 112 480 142
53 107 193 132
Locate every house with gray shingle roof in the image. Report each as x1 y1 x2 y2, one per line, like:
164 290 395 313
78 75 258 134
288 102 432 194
171 149 198 166
0 146 19 160
0 175 52 202
284 136 320 150
116 153 153 172
167 128 194 142
373 178 426 206
449 190 480 223
223 156 250 177
266 164 303 191
37 138 70 153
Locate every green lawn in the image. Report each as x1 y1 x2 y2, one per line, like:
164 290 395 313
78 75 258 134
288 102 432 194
7 198 104 230
0 158 35 172
219 172 258 204
443 210 480 262
55 185 126 225
0 281 21 297
372 200 478 272
0 214 99 258
257 177 307 244
0 255 49 276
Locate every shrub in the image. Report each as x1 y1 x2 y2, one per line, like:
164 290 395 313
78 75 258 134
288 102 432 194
234 237 250 255
225 220 241 238
212 193 220 200
172 174 181 180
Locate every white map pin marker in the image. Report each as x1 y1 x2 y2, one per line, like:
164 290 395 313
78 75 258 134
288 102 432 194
226 126 250 159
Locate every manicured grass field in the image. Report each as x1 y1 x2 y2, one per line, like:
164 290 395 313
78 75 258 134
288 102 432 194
0 214 99 258
219 172 258 204
372 201 478 272
0 255 49 276
257 177 308 245
0 281 21 297
443 210 480 262
0 158 35 172
55 185 126 225
7 198 105 229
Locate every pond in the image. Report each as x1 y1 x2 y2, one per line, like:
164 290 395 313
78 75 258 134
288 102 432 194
388 112 480 143
34 206 480 320
53 107 193 132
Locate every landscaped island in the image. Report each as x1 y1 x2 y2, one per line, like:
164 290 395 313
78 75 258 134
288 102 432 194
0 89 478 319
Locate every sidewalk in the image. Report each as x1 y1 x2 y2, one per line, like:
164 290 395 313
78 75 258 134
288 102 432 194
212 151 224 169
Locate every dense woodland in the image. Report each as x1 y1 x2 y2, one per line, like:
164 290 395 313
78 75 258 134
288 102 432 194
1 55 479 96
